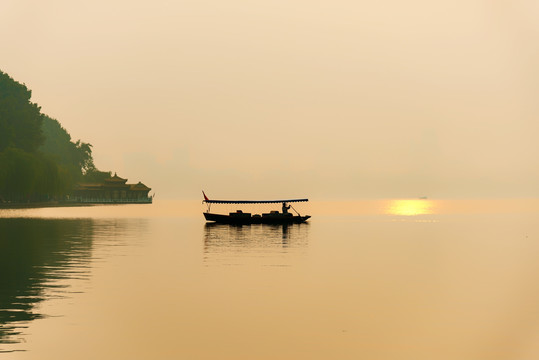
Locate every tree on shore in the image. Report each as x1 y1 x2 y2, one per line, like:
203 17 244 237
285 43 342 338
0 71 43 153
0 70 106 202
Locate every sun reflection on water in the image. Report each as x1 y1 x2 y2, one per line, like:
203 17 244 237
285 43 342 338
386 199 435 216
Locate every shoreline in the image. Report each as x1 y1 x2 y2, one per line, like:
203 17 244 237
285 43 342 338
0 200 153 209
0 201 97 209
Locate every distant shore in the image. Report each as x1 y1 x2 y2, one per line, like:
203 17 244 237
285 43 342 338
0 200 153 209
0 201 96 209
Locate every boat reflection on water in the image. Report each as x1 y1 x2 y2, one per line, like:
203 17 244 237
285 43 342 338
203 223 310 266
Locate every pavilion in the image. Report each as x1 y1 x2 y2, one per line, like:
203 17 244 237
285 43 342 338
73 173 152 203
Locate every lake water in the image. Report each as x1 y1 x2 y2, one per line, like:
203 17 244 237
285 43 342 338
2 199 539 359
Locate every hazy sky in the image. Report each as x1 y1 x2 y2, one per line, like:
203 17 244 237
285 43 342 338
2 0 538 199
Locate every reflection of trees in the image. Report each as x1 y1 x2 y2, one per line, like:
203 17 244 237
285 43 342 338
203 223 310 264
0 219 94 349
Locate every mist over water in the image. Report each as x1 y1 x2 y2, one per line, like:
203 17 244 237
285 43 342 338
2 199 539 359
3 1 539 357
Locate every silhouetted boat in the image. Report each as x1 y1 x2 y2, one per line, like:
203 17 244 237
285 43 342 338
202 192 311 224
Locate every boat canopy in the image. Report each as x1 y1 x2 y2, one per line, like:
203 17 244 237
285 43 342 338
203 198 309 204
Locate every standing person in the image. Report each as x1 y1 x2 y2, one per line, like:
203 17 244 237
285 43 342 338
282 202 291 214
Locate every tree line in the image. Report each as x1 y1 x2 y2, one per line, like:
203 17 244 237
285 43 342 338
0 70 110 203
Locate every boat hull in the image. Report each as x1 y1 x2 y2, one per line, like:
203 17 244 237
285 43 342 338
204 212 310 224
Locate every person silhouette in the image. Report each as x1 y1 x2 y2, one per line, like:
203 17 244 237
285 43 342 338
282 202 291 214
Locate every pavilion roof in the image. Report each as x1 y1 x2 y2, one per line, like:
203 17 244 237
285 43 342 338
105 173 127 183
129 182 151 191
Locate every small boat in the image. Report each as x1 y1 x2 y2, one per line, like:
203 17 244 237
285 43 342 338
202 192 311 224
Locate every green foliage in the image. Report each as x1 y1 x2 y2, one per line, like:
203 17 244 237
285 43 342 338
0 148 37 200
0 71 43 152
40 115 96 179
0 70 108 203
82 169 112 183
0 147 79 202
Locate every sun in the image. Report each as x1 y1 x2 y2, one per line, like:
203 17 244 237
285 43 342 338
386 199 434 216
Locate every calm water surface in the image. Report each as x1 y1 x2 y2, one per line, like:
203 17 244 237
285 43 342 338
2 199 539 359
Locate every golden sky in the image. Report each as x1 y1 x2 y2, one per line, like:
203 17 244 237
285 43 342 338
2 0 538 199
